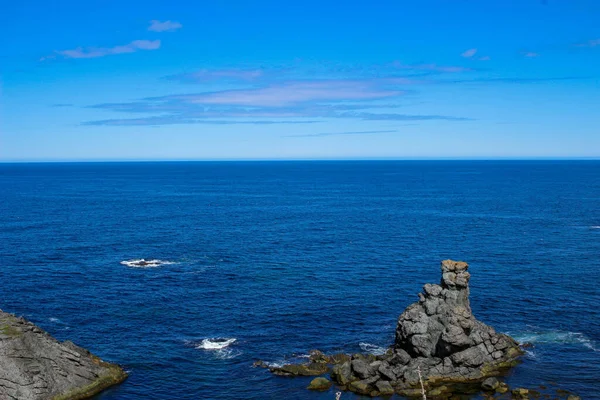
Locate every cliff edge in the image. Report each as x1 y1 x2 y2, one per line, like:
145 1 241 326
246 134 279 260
0 310 127 400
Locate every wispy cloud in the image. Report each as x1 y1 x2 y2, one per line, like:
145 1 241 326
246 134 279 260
391 61 472 73
521 51 539 58
148 20 182 32
461 49 491 61
285 129 398 137
461 48 478 58
83 116 319 126
83 60 480 126
574 39 600 48
56 40 160 59
165 68 268 83
442 76 589 84
159 80 404 107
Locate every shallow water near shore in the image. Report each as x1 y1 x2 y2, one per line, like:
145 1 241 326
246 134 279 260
1 160 598 399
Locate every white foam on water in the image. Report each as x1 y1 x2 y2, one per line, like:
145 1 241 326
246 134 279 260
590 226 600 229
359 342 388 355
49 317 60 323
264 361 284 368
524 349 537 359
120 259 176 268
196 338 237 350
511 330 598 352
195 338 240 360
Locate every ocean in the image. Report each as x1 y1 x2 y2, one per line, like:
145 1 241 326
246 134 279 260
1 161 598 399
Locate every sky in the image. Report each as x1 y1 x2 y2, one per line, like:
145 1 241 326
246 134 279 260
1 0 599 161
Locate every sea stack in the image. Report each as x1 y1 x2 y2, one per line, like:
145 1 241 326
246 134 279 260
392 260 522 384
0 310 127 400
264 260 523 397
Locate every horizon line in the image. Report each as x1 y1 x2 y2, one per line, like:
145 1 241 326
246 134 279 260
1 157 600 164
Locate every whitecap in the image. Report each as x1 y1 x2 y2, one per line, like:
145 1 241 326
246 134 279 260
195 338 241 359
120 259 176 268
359 342 388 355
196 338 237 350
511 330 598 352
49 317 60 323
591 226 600 229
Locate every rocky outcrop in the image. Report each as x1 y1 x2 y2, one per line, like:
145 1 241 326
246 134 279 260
393 260 522 382
0 310 127 400
260 260 524 398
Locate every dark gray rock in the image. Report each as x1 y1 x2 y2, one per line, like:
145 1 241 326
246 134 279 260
331 361 352 385
351 358 372 379
266 260 524 398
394 260 522 382
481 377 500 391
375 380 395 396
0 309 127 400
377 362 396 381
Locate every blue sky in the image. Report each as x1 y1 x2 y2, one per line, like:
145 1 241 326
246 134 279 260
1 0 599 161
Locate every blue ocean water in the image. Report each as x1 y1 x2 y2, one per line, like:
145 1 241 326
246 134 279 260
0 161 599 399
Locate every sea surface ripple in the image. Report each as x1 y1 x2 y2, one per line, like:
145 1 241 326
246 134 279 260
0 161 598 399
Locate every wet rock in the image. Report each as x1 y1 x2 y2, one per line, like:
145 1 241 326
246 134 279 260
512 387 529 399
0 309 127 400
496 382 509 394
375 380 395 396
270 362 329 376
481 377 500 391
331 362 353 385
307 377 332 391
348 379 372 395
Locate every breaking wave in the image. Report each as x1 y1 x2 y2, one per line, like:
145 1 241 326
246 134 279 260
359 342 388 355
196 338 237 350
120 259 176 268
195 338 241 359
511 330 598 352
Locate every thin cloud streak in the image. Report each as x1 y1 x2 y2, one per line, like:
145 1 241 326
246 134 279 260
574 39 600 48
285 129 398 137
157 80 406 107
165 68 268 83
442 76 590 84
148 20 182 32
522 51 539 58
83 117 320 126
56 40 161 59
461 48 478 58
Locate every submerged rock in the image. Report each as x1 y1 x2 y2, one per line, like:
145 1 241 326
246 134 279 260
307 377 332 391
262 260 525 397
0 309 127 400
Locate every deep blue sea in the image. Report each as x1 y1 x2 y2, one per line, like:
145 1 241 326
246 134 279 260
1 161 599 399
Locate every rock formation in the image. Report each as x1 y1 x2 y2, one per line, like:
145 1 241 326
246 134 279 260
0 310 127 400
393 260 521 381
262 260 524 398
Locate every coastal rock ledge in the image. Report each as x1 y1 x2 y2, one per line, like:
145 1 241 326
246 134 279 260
262 260 524 398
0 310 127 400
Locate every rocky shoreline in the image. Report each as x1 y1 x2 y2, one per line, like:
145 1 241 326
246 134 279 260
258 260 532 398
0 310 127 400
